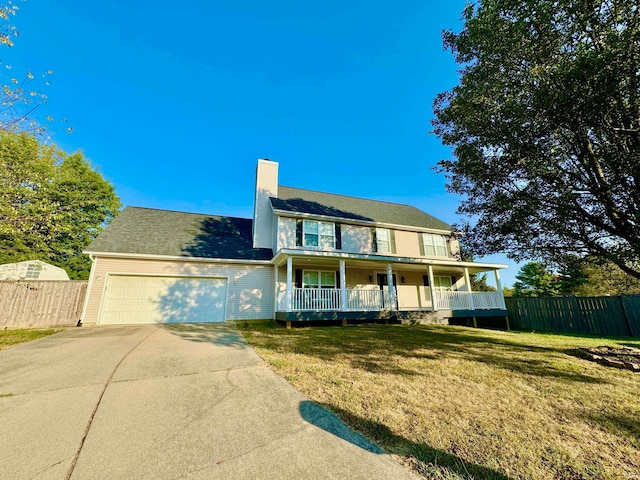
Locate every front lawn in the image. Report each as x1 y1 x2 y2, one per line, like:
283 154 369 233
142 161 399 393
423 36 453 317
0 329 59 350
240 322 640 480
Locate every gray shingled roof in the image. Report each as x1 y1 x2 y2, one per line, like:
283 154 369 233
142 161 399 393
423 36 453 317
271 186 451 231
86 207 273 260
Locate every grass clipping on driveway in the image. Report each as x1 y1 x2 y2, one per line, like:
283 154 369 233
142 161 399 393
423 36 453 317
0 329 59 350
240 323 640 480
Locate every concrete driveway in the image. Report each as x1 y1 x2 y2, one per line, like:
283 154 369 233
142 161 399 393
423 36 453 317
0 324 415 479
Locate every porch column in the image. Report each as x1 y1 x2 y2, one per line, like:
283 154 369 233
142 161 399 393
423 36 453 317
286 257 293 312
428 265 437 311
339 260 347 311
494 269 506 309
387 263 396 311
464 267 475 311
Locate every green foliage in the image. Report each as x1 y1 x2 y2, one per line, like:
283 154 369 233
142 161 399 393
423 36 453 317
470 272 497 292
513 262 561 297
0 132 120 278
433 0 640 279
554 256 589 294
568 256 640 295
457 244 498 292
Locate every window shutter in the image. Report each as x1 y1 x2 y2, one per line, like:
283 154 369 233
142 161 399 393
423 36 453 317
423 274 430 287
335 224 342 250
295 269 303 288
451 276 457 289
418 233 425 256
296 220 303 246
371 228 378 253
335 271 341 288
390 230 396 254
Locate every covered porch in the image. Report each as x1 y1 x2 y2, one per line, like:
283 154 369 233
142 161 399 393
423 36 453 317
273 251 507 322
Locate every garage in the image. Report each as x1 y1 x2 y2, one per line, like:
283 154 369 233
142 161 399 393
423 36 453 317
98 275 228 325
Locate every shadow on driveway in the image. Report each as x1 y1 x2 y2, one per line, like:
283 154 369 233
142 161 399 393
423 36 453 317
160 323 248 348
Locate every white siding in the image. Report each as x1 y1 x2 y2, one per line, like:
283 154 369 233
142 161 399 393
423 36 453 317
277 217 297 250
83 257 274 325
0 260 69 281
448 237 461 259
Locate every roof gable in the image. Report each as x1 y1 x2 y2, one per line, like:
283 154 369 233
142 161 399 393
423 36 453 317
271 186 451 231
86 207 273 261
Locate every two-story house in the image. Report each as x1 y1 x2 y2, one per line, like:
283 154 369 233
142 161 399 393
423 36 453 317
81 159 507 326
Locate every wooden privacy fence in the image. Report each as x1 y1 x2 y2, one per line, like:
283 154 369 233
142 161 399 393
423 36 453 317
0 281 88 328
505 295 640 338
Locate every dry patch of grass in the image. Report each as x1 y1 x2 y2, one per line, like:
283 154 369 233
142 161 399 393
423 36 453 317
0 329 59 350
240 322 640 480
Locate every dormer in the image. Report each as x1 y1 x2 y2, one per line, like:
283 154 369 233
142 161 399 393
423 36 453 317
252 159 278 249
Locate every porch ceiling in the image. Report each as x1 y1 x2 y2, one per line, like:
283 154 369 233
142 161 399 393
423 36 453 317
273 248 507 273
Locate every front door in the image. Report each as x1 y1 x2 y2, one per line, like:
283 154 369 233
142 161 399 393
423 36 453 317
377 273 398 310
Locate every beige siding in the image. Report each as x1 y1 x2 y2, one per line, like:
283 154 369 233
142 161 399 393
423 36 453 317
394 230 421 257
275 215 457 263
253 160 278 249
344 267 377 289
341 225 373 254
83 257 274 324
395 271 432 309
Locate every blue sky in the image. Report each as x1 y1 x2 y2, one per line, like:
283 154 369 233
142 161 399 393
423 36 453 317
8 0 522 286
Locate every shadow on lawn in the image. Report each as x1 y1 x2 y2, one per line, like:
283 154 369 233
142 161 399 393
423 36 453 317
161 323 248 348
258 324 609 384
300 400 513 480
587 411 640 443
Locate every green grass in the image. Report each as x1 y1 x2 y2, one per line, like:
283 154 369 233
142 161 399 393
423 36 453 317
0 329 60 350
240 322 640 480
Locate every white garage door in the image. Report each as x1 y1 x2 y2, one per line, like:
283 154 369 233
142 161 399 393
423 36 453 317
98 275 228 325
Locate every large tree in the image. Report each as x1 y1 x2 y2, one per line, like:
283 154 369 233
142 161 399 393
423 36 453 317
0 132 120 278
432 0 640 278
513 261 561 297
563 255 640 295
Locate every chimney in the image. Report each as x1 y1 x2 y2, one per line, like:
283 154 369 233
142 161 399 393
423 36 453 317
252 159 278 249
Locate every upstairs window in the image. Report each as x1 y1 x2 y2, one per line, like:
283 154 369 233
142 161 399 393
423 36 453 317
302 220 336 249
374 228 396 254
422 233 448 257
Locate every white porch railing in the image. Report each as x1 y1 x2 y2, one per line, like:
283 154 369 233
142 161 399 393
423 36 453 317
277 288 392 312
346 289 392 311
292 288 342 311
276 288 504 312
434 291 472 310
472 292 504 310
434 291 504 310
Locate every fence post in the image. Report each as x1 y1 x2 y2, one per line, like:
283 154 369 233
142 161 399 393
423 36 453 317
619 296 635 338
